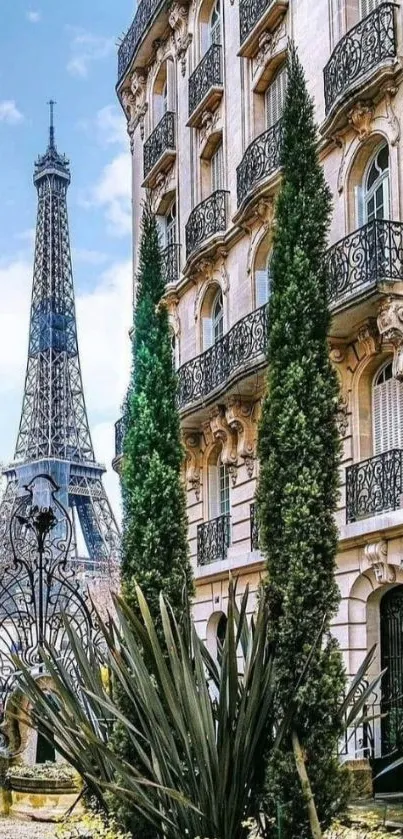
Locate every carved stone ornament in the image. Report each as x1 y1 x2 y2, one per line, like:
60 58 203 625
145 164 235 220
328 340 347 365
377 296 403 380
357 318 381 357
226 398 257 465
209 406 238 469
169 2 192 76
348 101 374 140
183 431 203 500
150 166 176 214
199 108 221 147
121 68 148 148
335 395 349 438
254 21 287 71
361 540 396 584
384 84 400 146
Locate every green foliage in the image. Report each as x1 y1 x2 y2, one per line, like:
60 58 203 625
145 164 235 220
56 813 131 839
256 43 348 837
6 761 77 782
121 201 193 630
16 580 300 839
118 201 193 835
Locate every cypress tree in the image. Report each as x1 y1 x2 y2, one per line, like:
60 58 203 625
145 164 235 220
257 44 348 837
115 201 193 837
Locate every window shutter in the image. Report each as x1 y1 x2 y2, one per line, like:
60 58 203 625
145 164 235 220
203 317 213 350
167 61 176 112
373 376 403 454
212 144 223 192
355 185 365 228
255 269 269 307
266 67 287 129
360 0 380 19
208 465 220 519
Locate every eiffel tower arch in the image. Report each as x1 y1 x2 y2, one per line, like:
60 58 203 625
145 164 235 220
0 104 120 579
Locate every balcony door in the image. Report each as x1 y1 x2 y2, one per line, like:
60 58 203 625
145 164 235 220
209 0 221 45
265 66 287 130
364 144 390 224
166 201 176 248
209 455 230 520
211 143 224 193
373 361 403 455
255 255 272 307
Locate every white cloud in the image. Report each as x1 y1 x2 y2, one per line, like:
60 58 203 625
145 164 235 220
72 248 108 266
27 10 41 22
67 29 114 78
95 105 127 147
83 151 132 238
16 228 36 246
0 101 23 125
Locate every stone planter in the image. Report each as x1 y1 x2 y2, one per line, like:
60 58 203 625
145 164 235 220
7 773 83 821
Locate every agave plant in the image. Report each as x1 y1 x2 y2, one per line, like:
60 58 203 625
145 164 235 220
15 580 382 839
15 577 300 839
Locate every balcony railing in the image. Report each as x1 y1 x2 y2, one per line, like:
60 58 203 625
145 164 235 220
162 243 181 285
117 0 162 82
346 449 403 524
237 120 283 207
327 219 403 306
177 305 268 409
324 3 397 116
115 417 125 460
185 189 229 259
250 503 260 551
189 43 222 119
197 514 231 566
240 0 276 45
143 112 175 180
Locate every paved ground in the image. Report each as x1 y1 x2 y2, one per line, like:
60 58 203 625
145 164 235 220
0 817 58 838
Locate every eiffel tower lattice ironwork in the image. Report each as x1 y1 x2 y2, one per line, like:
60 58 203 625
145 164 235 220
0 103 120 577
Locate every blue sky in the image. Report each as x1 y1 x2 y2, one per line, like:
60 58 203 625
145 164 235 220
0 0 135 517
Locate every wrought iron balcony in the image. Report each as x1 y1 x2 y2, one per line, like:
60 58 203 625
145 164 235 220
143 112 176 183
250 502 260 551
327 219 403 307
237 120 283 207
115 417 125 460
346 449 403 524
239 0 287 50
197 514 231 566
324 3 397 117
188 43 222 123
162 243 181 285
185 190 229 259
118 0 162 82
177 305 268 409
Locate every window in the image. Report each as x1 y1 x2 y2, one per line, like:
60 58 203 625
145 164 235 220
166 201 176 248
360 0 381 18
208 453 230 519
211 143 224 192
255 255 272 307
265 66 287 130
373 361 403 454
358 144 390 226
209 0 221 46
202 289 224 350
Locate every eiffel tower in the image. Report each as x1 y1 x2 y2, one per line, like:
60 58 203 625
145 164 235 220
0 103 120 577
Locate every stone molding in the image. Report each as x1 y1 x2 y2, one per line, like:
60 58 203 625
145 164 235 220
377 296 403 380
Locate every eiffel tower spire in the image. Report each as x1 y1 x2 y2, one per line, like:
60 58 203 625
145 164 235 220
0 107 120 575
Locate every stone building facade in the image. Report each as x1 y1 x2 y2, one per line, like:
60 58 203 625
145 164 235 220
115 0 403 783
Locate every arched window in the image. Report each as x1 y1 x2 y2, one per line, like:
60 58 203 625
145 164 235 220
208 452 230 519
166 201 176 248
265 65 287 129
255 254 272 307
363 144 390 224
203 289 224 349
209 0 221 45
373 361 403 454
216 613 227 647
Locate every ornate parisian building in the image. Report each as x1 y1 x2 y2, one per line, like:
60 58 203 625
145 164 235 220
115 0 403 786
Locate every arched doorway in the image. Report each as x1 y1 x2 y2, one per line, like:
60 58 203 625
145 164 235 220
375 587 403 792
